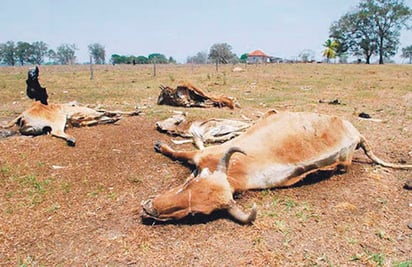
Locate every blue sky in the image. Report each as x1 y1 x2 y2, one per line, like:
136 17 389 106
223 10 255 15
1 0 412 63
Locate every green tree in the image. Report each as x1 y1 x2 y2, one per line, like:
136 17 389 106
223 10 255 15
0 41 17 66
360 0 411 64
330 0 411 64
135 56 148 64
168 56 176 64
30 41 49 65
208 43 236 64
186 51 208 64
239 53 248 63
401 45 412 63
15 41 32 65
56 43 77 64
322 39 338 63
47 49 57 64
111 54 125 64
148 53 168 64
88 43 105 64
331 10 378 64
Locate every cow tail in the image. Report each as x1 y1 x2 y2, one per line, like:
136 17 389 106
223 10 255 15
359 135 412 169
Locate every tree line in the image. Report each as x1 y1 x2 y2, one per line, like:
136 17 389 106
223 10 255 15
0 40 180 66
0 41 77 66
0 41 109 66
1 0 411 66
110 53 176 65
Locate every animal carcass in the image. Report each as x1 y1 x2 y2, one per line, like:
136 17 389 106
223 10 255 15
156 112 252 149
4 101 140 146
142 110 412 224
157 82 238 109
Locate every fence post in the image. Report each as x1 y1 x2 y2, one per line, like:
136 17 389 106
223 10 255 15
89 56 94 80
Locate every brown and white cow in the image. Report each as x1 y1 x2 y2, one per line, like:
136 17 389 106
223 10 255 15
4 101 139 146
142 110 412 224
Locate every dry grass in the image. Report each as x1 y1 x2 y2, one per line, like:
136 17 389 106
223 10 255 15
0 63 411 266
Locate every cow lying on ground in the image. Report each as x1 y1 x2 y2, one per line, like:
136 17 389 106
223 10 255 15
156 112 252 149
142 110 412 224
4 101 140 146
157 82 238 109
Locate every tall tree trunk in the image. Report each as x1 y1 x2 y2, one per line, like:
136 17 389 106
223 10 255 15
379 36 384 64
366 55 371 64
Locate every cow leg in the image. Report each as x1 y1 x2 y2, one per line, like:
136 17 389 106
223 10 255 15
19 125 46 136
154 141 197 163
336 150 356 173
50 128 76 146
49 117 76 146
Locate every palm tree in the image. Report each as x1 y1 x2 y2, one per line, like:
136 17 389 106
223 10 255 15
323 39 338 63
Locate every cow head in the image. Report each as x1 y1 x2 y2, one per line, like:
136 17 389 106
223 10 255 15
26 66 48 105
141 147 257 224
155 113 188 134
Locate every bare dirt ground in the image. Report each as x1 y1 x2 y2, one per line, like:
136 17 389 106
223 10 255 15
0 64 411 266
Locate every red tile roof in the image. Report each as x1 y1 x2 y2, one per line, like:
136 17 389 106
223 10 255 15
248 50 269 57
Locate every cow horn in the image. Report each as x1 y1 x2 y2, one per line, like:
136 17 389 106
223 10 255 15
217 147 246 173
227 202 257 224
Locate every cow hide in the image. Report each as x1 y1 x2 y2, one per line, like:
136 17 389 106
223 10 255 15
2 101 140 146
156 112 252 149
157 82 238 109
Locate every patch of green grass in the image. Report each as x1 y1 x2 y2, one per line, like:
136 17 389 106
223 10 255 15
272 195 280 207
350 254 362 261
393 260 412 267
368 252 385 266
283 198 298 211
8 175 55 206
87 183 105 198
108 191 117 200
60 181 71 193
347 237 358 245
47 203 61 213
295 202 316 222
36 161 46 167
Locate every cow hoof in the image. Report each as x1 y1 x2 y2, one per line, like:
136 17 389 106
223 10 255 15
67 138 76 147
154 141 162 153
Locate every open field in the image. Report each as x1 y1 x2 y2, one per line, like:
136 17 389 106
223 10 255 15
0 63 411 266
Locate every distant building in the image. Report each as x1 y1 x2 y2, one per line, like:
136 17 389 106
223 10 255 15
247 50 271 64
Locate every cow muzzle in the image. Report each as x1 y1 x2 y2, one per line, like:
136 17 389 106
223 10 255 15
141 198 172 222
141 198 158 218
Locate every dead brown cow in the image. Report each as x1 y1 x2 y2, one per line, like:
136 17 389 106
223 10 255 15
157 82 238 109
156 112 252 149
142 110 412 224
4 101 139 146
